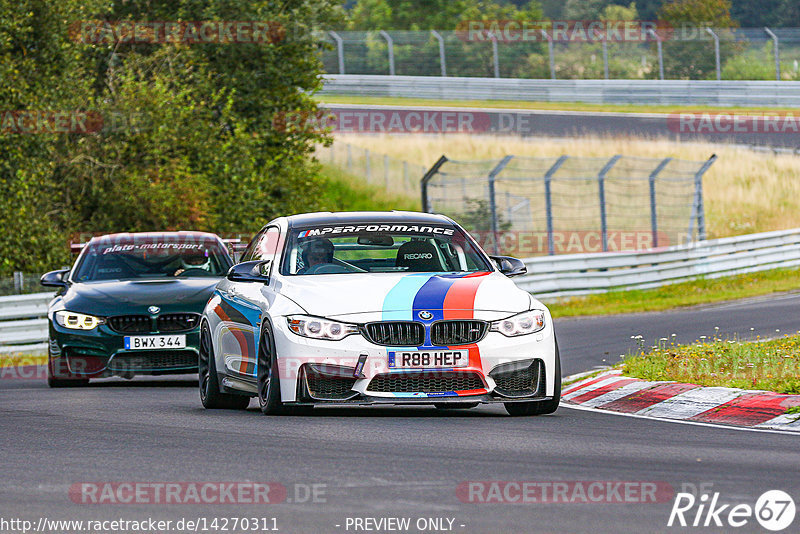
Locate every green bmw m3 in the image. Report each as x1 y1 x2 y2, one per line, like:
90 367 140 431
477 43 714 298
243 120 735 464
41 232 233 387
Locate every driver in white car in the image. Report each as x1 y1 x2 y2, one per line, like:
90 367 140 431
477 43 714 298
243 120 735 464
298 238 335 274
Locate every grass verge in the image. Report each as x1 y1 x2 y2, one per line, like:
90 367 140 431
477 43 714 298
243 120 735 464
621 333 800 394
317 94 800 115
548 268 800 318
317 163 418 212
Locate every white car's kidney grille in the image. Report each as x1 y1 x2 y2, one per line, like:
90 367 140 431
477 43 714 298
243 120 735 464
364 322 425 346
430 320 488 345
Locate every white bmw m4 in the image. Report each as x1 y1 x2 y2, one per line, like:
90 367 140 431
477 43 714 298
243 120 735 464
199 211 561 416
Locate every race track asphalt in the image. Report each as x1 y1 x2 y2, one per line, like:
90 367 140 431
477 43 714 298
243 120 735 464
2 293 800 534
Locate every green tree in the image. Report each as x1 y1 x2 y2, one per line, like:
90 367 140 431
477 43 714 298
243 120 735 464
657 0 740 79
0 0 341 273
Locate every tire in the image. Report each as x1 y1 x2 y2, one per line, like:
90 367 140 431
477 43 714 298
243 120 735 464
434 403 479 410
47 350 89 388
199 322 250 410
257 322 286 415
504 337 561 416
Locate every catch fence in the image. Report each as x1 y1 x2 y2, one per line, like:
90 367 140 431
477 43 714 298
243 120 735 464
421 154 716 255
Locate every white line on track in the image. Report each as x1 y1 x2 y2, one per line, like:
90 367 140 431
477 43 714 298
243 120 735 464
561 403 800 436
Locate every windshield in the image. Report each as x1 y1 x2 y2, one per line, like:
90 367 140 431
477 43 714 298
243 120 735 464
72 238 231 281
281 223 492 276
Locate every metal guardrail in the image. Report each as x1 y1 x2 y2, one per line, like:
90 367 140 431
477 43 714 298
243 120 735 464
517 228 800 298
320 75 800 107
0 293 51 354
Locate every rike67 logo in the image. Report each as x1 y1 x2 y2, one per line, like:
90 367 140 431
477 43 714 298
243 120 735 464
668 489 795 531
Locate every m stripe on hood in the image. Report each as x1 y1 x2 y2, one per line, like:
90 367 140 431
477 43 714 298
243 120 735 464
382 272 490 321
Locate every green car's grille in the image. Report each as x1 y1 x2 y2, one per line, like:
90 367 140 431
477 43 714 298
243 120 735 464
157 313 200 332
107 315 152 334
107 313 200 334
108 350 197 372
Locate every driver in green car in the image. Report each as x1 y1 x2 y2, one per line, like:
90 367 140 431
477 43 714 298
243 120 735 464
172 250 212 276
298 238 334 274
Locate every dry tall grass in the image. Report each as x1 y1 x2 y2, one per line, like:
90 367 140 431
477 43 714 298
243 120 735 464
331 134 800 239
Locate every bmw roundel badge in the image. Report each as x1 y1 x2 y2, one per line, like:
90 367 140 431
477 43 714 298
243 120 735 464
418 311 433 320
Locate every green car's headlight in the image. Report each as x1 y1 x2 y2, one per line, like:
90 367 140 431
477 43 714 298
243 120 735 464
287 316 360 341
55 311 104 330
490 310 546 337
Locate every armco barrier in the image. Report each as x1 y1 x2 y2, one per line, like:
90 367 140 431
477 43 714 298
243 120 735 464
518 228 800 298
0 292 52 354
320 75 800 107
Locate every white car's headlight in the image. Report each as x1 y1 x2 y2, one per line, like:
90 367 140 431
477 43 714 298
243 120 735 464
490 310 546 337
287 316 360 341
55 310 104 330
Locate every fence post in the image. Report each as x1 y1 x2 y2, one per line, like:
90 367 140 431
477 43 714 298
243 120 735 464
648 29 664 80
13 271 23 294
346 143 352 171
403 161 409 190
384 154 389 189
692 154 716 242
705 28 721 81
420 155 449 212
378 30 395 76
546 32 556 79
431 30 447 76
648 158 672 248
329 31 345 74
487 156 514 254
365 149 371 181
765 27 780 80
544 156 569 255
597 155 622 252
602 38 609 80
490 33 500 78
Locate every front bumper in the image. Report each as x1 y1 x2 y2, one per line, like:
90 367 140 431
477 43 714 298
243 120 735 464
291 359 550 405
48 321 200 378
271 316 558 403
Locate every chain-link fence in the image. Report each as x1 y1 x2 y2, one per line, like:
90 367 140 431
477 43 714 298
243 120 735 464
322 28 800 80
0 273 47 296
421 154 716 256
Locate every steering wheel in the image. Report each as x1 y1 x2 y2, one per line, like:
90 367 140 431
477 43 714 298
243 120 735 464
303 263 348 275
